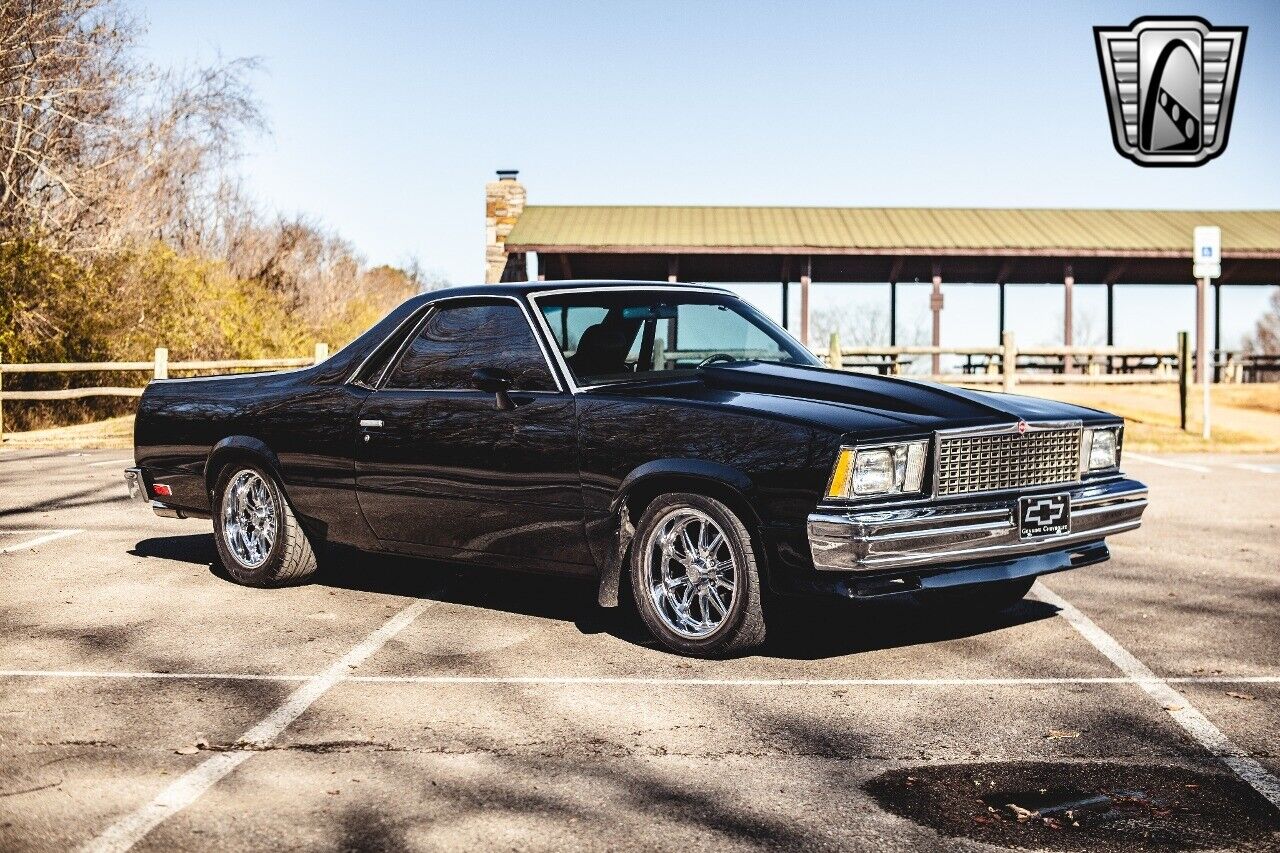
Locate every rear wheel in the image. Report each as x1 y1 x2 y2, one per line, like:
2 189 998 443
629 493 766 657
212 462 317 586
918 576 1035 615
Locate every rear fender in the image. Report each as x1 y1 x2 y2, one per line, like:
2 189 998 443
205 436 284 500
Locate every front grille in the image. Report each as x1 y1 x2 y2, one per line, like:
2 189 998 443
935 426 1081 497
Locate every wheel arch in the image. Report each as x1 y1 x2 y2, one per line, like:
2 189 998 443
615 460 761 528
597 459 767 608
205 436 284 500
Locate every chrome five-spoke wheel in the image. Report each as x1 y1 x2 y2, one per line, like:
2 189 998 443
644 507 738 639
221 469 277 569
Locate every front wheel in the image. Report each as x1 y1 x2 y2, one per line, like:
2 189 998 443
212 462 318 586
629 493 767 657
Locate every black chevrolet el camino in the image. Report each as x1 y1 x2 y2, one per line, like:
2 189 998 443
125 281 1147 656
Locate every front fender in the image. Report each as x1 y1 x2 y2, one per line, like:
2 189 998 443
610 459 757 515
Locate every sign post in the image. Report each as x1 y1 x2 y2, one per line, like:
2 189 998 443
1193 226 1221 440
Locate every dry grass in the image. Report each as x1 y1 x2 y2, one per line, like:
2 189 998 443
1000 383 1280 453
1 414 134 451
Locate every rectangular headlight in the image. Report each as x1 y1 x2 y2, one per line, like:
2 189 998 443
1081 426 1121 471
827 441 928 499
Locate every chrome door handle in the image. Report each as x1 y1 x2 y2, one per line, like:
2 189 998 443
359 419 384 428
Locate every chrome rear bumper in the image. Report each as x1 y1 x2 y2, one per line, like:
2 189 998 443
124 467 199 519
807 477 1147 574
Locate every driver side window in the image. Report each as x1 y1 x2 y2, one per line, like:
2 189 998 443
382 300 556 391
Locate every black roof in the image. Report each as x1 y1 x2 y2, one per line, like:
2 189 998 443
411 279 734 306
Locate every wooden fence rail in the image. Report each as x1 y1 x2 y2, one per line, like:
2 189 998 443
1 357 318 374
0 343 329 441
2 332 1247 442
815 331 1191 394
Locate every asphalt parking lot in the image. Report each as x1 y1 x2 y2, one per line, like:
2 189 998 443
1 449 1278 852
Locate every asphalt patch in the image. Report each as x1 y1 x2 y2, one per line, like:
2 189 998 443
865 761 1280 852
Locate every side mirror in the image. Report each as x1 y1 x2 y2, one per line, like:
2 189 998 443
472 367 515 411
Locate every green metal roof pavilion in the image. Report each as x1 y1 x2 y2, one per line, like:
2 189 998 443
501 203 1278 357
509 206 1280 257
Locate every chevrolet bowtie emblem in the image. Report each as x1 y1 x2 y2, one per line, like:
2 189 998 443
1025 498 1067 527
1094 16 1247 167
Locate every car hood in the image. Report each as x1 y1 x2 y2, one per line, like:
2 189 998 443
601 362 1116 438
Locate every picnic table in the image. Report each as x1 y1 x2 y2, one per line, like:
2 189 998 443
837 356 915 376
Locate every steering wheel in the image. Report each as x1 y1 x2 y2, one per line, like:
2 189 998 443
697 353 738 368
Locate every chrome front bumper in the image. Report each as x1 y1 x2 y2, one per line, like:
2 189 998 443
807 477 1147 574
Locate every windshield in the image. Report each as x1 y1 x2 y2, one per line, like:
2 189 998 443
535 290 819 386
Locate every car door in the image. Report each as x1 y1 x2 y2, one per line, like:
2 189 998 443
354 297 593 572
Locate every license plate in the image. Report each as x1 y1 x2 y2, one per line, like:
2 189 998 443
1018 493 1070 539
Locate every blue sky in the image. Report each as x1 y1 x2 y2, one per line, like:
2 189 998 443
138 0 1278 350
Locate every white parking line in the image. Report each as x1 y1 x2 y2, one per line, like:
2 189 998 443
1124 452 1212 473
1034 581 1280 811
2 668 1278 687
80 598 435 853
1233 463 1279 475
0 529 84 554
87 458 131 468
0 669 311 682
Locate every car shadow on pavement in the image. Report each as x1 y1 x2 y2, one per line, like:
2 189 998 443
760 595 1060 660
132 533 1061 661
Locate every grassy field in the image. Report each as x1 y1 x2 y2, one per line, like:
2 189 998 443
1005 383 1280 453
3 384 1278 454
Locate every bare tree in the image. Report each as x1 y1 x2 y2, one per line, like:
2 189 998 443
1243 287 1280 354
1043 308 1105 347
809 302 929 349
0 0 263 252
0 0 134 244
2 0 422 392
402 256 451 293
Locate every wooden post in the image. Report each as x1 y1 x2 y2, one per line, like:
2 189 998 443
828 332 841 370
799 256 812 349
1213 281 1222 379
888 258 903 348
1106 282 1115 345
314 342 329 363
1178 330 1191 431
1105 281 1116 373
1194 278 1206 384
930 264 943 375
1062 264 1075 374
779 257 791 331
667 256 679 284
153 347 168 381
1001 331 1017 393
889 281 898 347
997 281 1006 345
653 337 666 371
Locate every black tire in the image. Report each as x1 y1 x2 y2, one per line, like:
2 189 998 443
918 576 1035 616
212 461 318 587
629 492 767 657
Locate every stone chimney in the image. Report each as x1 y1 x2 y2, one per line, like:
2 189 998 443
485 170 527 283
